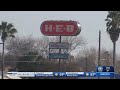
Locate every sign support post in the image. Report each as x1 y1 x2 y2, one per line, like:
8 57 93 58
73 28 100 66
59 36 61 72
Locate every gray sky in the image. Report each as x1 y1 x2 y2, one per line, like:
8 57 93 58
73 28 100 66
0 11 120 56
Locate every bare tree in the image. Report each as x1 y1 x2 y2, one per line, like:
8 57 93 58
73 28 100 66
61 35 86 54
4 35 39 69
75 46 98 72
35 36 57 59
4 35 86 72
5 35 37 55
75 46 115 72
36 35 86 59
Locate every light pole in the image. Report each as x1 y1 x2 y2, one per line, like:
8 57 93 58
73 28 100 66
98 30 101 66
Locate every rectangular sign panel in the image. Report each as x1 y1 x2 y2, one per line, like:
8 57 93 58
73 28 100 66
49 42 70 49
49 53 69 59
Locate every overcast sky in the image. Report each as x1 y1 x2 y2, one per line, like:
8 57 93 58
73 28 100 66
0 11 120 56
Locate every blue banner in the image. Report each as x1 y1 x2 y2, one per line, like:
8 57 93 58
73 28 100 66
34 72 114 77
7 72 114 77
96 72 114 77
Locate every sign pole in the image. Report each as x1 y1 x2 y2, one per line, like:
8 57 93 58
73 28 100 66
59 36 62 72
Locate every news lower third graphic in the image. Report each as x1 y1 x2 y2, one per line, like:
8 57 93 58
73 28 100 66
6 66 114 78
